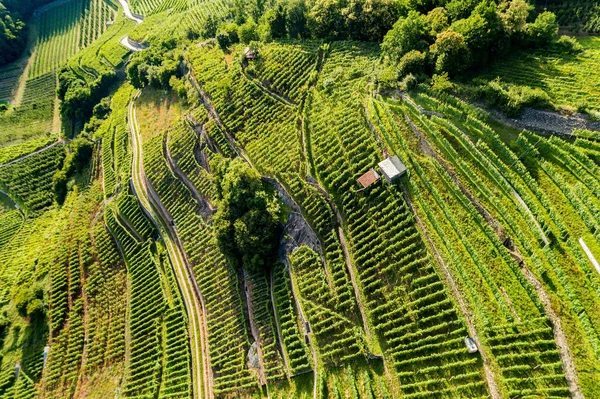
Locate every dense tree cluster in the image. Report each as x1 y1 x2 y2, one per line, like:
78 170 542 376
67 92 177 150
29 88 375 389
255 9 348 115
127 39 182 90
53 137 94 204
57 66 116 129
215 0 400 46
380 0 560 80
0 0 52 66
211 156 282 273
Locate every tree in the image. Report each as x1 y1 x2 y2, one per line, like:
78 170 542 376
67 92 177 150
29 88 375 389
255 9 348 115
528 11 558 45
342 0 400 42
308 0 346 39
212 157 282 273
200 14 220 39
381 10 429 63
264 2 287 39
444 0 480 21
426 7 449 37
499 0 530 36
286 0 308 38
430 30 469 75
397 50 427 78
238 19 259 43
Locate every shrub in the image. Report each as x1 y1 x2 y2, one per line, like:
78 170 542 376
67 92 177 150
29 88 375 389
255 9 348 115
528 11 558 45
555 35 583 54
480 78 551 115
398 50 426 78
430 72 454 92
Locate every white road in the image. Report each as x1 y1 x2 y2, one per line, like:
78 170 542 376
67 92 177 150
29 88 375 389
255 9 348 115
579 237 600 276
116 0 143 24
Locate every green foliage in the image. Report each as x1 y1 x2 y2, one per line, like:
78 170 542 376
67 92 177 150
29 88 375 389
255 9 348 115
479 77 551 115
426 7 449 35
528 11 559 45
238 18 259 43
0 4 26 66
307 0 398 41
556 34 583 54
430 30 469 75
381 10 429 63
397 49 427 78
212 156 281 272
127 43 182 90
430 72 453 92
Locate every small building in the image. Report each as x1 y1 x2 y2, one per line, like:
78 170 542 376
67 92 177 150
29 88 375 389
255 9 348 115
464 337 478 354
357 168 380 189
244 47 257 60
377 155 407 183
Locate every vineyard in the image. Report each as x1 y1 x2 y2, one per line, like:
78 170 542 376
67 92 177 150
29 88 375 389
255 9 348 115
0 145 65 215
0 0 599 397
0 73 56 149
470 36 600 114
29 0 116 79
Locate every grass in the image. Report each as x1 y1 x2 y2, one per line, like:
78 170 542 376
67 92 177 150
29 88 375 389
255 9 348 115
136 88 188 143
466 36 600 116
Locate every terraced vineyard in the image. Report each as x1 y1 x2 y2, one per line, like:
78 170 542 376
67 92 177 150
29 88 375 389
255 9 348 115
0 0 599 397
29 0 115 79
471 36 600 114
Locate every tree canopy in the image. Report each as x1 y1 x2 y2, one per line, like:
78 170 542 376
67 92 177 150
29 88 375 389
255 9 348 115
212 156 282 273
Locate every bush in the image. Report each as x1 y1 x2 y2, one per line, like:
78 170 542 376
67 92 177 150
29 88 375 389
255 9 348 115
397 50 426 78
480 78 551 115
528 11 558 45
400 73 418 91
430 72 453 92
238 19 259 43
555 35 583 54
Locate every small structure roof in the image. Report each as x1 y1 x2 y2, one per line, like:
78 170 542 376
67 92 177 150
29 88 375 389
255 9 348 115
378 155 406 183
244 47 257 59
357 168 380 189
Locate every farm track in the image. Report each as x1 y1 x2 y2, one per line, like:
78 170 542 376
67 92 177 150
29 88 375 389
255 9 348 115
403 106 584 399
403 189 501 399
0 139 65 169
163 129 213 216
269 268 291 377
285 258 318 399
128 94 212 399
243 270 268 386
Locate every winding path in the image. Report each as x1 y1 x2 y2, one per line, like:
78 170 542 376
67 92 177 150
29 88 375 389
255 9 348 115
0 139 64 169
128 93 212 399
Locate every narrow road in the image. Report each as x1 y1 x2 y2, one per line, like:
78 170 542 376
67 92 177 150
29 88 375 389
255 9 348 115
404 191 501 399
269 268 291 377
0 139 64 169
116 0 143 24
285 259 318 399
128 93 212 399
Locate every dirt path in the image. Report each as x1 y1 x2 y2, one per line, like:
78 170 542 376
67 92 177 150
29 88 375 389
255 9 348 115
128 94 212 399
521 267 583 399
0 139 64 169
580 237 600 276
404 190 502 399
404 101 583 399
243 270 268 386
163 129 213 215
269 268 291 377
284 258 318 399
